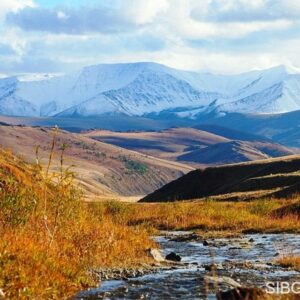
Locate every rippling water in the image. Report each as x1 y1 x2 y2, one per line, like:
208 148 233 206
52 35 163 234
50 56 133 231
75 233 300 299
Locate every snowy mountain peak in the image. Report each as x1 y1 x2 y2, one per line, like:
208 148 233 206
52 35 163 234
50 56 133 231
1 62 300 118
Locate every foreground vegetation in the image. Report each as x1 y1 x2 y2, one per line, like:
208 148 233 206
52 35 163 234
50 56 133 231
0 134 154 299
1 130 300 299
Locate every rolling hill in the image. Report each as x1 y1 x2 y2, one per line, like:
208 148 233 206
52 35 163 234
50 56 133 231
141 155 300 202
83 127 295 166
83 127 228 162
178 140 295 164
0 125 193 200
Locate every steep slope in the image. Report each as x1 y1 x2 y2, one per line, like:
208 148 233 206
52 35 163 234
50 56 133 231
58 67 217 117
0 77 37 116
84 128 295 165
0 63 217 117
212 66 300 114
1 63 300 118
141 155 300 202
0 125 193 199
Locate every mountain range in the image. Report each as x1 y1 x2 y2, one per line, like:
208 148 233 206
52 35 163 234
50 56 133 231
1 62 300 118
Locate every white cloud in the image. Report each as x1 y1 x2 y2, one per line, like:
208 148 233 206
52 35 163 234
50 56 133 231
1 0 300 74
57 11 69 20
0 0 34 19
154 0 293 41
1 28 29 56
124 0 170 24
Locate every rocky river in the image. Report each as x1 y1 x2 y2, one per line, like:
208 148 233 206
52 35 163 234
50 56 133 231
75 232 300 299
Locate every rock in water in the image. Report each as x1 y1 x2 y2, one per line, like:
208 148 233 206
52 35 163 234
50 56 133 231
165 252 182 262
203 240 209 246
205 276 241 288
149 248 165 262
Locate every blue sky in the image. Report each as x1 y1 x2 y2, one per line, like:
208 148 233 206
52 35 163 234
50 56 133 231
1 0 300 75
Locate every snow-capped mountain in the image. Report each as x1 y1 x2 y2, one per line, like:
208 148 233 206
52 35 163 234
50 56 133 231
1 62 300 118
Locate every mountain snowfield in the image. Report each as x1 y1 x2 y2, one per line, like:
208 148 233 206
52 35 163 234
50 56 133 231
1 62 300 118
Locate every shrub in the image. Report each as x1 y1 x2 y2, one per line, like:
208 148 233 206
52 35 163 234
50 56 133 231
118 155 148 175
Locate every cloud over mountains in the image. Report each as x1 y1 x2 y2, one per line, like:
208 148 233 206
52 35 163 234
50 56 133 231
1 0 300 74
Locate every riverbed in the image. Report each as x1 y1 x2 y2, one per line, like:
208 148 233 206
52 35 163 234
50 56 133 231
75 232 300 299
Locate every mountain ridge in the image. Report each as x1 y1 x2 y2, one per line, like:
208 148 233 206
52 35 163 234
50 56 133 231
1 62 300 118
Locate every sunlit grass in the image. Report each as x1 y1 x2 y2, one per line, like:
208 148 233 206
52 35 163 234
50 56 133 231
97 198 300 234
0 132 155 299
277 256 300 271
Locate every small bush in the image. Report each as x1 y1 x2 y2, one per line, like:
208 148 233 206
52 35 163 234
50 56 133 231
118 155 148 175
249 199 279 216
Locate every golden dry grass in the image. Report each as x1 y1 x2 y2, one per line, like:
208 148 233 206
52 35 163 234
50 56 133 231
0 211 155 299
277 256 300 271
0 140 155 299
104 199 300 234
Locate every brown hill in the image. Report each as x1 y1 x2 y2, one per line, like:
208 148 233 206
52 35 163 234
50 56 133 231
83 128 295 166
0 125 193 200
83 127 228 163
178 140 294 164
141 155 300 202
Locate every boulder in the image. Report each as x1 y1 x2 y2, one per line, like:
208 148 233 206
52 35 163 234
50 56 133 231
165 252 182 262
149 248 165 262
203 240 210 246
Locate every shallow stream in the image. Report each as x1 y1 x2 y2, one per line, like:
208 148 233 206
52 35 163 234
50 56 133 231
76 232 300 299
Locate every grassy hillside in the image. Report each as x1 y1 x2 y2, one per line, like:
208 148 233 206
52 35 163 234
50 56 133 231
0 125 193 200
83 127 228 162
141 155 300 202
84 128 295 166
0 142 155 299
